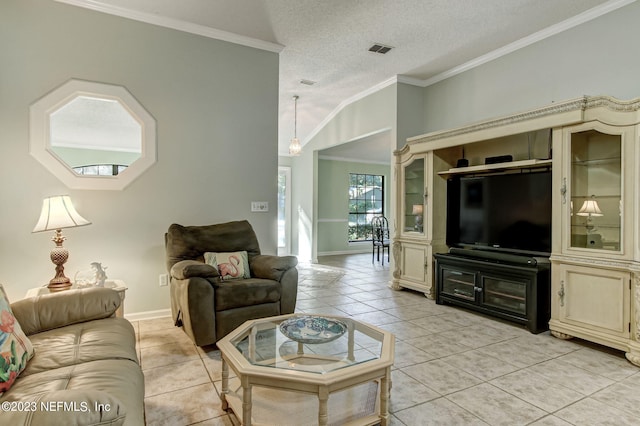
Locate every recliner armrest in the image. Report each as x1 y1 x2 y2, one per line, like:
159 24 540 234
250 255 298 281
171 260 219 280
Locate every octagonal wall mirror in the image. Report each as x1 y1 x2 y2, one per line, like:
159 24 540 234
30 79 156 190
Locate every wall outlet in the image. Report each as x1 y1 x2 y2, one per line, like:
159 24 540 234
159 274 169 287
251 201 269 212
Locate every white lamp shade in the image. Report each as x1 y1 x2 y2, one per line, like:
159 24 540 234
33 195 91 232
412 204 423 215
289 137 302 156
577 199 603 217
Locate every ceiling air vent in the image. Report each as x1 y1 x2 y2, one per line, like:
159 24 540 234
368 43 393 54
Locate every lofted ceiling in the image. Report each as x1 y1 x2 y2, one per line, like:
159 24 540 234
58 0 624 162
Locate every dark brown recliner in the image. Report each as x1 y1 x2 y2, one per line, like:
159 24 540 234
165 220 298 346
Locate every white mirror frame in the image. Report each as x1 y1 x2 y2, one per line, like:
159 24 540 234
30 79 156 190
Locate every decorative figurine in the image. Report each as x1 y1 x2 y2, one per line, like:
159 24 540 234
91 262 108 287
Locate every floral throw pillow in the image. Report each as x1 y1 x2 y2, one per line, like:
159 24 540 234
204 251 250 281
0 284 35 396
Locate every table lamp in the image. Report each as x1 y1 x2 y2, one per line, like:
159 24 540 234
32 195 91 291
576 195 603 233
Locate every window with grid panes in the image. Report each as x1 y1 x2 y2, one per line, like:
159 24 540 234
348 174 384 241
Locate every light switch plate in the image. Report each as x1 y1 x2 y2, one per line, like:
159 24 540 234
159 274 168 287
251 201 269 212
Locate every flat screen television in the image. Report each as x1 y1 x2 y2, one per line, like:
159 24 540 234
446 170 552 256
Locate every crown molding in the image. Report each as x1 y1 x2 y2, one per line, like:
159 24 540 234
56 0 635 153
396 75 426 87
318 155 390 165
54 0 284 53
304 0 635 149
406 96 587 145
419 0 635 87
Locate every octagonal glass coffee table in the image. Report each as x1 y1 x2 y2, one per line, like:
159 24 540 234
217 314 395 426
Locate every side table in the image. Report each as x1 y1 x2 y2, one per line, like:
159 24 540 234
25 279 128 318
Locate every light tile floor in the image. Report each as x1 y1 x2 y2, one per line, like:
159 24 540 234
133 253 640 425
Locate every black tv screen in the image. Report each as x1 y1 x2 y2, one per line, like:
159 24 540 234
447 171 552 256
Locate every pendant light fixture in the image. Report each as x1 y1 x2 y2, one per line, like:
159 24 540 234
289 95 302 156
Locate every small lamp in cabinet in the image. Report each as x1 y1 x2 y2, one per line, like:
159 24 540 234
577 195 603 233
32 195 91 291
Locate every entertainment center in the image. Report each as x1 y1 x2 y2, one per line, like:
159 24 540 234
392 96 640 365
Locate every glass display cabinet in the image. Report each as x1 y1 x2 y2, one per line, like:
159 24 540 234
402 157 425 233
569 129 622 251
392 152 432 297
551 107 639 367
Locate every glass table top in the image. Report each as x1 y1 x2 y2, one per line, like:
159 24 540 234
228 315 386 374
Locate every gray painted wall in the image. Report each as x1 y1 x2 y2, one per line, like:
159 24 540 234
0 0 279 314
290 84 398 262
397 82 427 148
422 2 640 133
317 159 391 255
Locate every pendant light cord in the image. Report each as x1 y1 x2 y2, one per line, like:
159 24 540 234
293 95 299 138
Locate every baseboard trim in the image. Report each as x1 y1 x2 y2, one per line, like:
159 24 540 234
317 249 371 256
125 308 171 322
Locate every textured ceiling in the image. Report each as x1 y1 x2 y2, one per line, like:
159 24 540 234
59 0 619 161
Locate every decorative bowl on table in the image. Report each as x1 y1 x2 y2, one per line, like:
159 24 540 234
279 316 347 344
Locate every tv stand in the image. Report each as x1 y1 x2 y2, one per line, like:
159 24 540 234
435 250 551 333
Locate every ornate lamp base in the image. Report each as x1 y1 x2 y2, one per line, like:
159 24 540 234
47 276 72 292
47 231 72 292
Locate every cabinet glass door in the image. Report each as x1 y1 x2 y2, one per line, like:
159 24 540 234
403 158 424 233
482 277 527 315
569 129 621 251
441 269 476 301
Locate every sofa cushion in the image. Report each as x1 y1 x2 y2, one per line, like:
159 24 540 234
1 359 144 426
205 251 250 280
11 287 120 336
20 317 137 377
214 278 281 311
0 389 127 426
0 287 143 426
0 284 35 396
